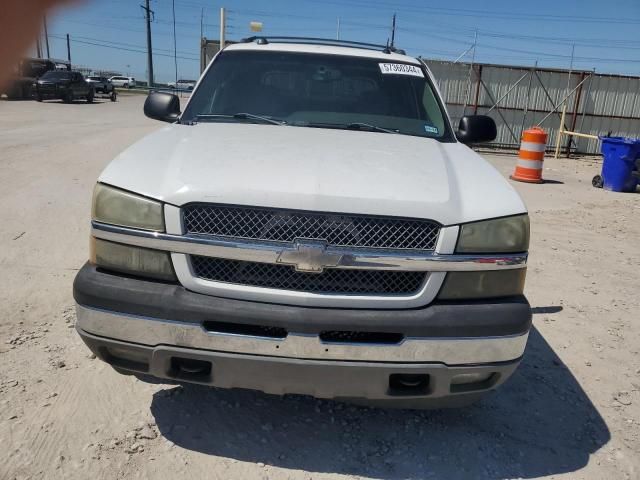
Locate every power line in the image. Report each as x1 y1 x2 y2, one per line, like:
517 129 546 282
230 6 640 50
51 34 197 56
301 0 640 25
49 34 199 62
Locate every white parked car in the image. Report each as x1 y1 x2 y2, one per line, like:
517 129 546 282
109 76 136 88
174 79 197 91
74 38 530 408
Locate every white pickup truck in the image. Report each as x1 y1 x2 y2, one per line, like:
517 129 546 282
74 38 531 408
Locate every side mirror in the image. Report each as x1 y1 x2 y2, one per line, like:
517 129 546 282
456 115 497 144
144 91 181 123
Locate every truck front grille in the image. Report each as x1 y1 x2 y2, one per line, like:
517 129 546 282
183 204 440 251
190 256 427 295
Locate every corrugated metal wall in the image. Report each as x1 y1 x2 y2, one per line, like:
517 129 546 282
425 60 640 154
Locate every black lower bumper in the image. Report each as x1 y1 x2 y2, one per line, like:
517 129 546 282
73 264 532 338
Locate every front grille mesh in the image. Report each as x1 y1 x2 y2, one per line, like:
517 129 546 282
191 256 426 295
183 204 440 251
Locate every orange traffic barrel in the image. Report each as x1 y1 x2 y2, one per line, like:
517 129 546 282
511 127 548 184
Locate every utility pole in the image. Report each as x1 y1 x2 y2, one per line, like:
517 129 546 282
555 44 576 159
220 7 226 49
66 34 71 65
200 8 205 74
43 15 50 58
200 8 206 74
470 29 478 67
462 30 478 116
390 13 396 47
142 0 154 88
172 0 178 90
36 35 42 59
336 17 340 40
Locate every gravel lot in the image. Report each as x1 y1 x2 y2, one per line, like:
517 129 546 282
0 95 638 480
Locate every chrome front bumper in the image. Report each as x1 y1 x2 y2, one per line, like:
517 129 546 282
76 304 528 364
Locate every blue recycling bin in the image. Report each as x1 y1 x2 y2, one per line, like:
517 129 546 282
599 137 640 192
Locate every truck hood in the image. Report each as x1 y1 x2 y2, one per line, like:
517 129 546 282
99 123 526 226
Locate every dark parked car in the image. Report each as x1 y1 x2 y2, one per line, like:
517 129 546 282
34 71 94 103
86 76 114 94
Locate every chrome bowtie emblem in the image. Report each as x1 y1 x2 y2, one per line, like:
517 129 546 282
277 240 343 273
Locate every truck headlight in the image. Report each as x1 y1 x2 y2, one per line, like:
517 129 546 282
92 183 164 231
90 238 176 281
456 215 529 253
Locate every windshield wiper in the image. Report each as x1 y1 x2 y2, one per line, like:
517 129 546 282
347 123 399 134
195 113 286 125
305 122 398 134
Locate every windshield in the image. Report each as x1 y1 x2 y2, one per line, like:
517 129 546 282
41 71 73 80
182 50 452 140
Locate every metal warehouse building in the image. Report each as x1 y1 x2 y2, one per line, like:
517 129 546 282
424 60 640 155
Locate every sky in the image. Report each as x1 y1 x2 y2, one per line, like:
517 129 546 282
41 0 640 83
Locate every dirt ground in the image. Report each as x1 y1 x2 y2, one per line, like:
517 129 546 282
0 95 638 480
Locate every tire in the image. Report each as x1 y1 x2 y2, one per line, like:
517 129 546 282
64 90 74 103
592 175 603 188
6 83 21 100
86 90 94 103
110 91 117 102
36 93 43 102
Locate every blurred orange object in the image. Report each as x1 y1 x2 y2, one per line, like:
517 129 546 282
0 0 77 88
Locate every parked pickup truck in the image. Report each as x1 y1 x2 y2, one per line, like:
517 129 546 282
34 70 94 103
74 37 531 408
86 76 114 94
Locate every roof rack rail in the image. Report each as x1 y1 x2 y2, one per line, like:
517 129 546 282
240 36 406 55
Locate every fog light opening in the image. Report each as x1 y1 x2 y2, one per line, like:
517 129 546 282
104 346 150 372
169 357 212 382
388 374 430 396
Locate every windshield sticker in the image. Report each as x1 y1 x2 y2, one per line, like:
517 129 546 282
379 63 424 77
424 125 439 134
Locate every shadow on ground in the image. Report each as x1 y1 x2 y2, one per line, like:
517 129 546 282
149 327 610 480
